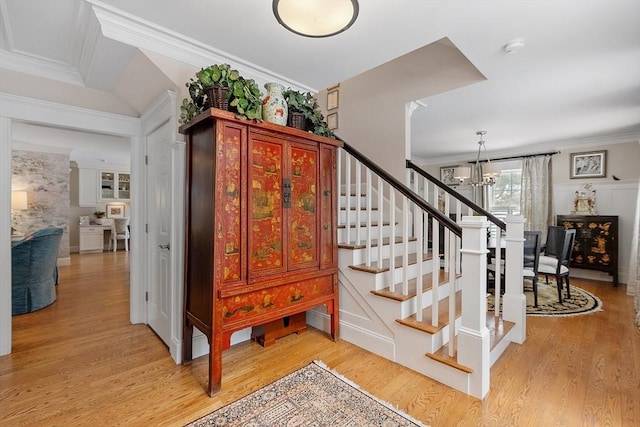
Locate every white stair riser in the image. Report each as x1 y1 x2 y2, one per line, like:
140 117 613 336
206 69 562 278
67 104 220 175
339 240 419 265
339 209 381 223
339 195 371 206
337 223 401 242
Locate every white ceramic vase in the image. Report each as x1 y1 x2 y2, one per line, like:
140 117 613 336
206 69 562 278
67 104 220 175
262 83 288 125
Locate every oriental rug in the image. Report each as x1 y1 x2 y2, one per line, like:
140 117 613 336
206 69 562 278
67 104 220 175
185 360 428 427
487 278 602 317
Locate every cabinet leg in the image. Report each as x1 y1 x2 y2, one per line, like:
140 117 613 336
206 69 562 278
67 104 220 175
183 322 193 365
207 333 222 397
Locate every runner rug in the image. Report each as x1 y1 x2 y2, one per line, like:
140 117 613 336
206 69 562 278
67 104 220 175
488 278 603 317
185 360 428 427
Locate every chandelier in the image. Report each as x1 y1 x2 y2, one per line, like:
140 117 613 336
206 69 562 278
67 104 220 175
272 0 359 38
453 131 500 186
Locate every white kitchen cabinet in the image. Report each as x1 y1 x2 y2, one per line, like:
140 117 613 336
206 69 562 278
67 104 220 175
100 171 130 201
78 168 99 207
79 226 105 253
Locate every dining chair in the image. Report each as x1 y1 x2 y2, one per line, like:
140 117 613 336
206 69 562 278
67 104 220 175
109 218 130 252
538 225 565 269
538 228 576 303
487 231 542 306
522 231 542 307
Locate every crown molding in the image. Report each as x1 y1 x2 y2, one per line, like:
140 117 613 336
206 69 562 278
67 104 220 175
0 92 140 137
0 49 84 86
76 4 103 86
87 0 316 93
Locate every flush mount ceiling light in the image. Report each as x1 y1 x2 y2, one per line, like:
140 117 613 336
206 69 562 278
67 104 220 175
273 0 359 38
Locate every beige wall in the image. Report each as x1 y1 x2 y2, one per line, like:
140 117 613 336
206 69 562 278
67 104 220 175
553 141 640 183
324 38 486 182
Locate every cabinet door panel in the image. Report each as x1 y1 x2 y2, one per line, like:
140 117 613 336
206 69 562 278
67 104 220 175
78 169 99 207
101 171 116 199
248 135 285 277
216 122 247 284
319 146 337 268
288 144 319 270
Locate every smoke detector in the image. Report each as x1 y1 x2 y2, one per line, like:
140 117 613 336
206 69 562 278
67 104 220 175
504 39 525 53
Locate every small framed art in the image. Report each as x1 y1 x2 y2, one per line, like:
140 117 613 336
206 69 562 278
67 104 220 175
106 204 125 219
440 166 458 186
327 86 339 110
570 150 606 179
327 112 338 130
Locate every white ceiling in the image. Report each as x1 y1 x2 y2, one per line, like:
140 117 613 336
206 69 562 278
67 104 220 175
1 0 639 165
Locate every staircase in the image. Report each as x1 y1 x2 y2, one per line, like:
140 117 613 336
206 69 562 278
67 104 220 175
307 142 527 399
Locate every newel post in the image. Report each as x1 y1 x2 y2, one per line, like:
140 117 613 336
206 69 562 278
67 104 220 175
502 215 526 343
457 215 490 399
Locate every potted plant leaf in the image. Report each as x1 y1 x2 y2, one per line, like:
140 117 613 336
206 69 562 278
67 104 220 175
283 89 335 138
180 64 263 124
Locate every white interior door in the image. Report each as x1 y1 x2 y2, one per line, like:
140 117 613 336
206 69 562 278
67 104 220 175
146 121 172 346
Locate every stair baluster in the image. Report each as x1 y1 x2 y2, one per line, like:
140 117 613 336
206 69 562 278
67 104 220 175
328 142 525 399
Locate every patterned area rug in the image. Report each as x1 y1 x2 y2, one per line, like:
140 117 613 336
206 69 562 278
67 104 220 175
185 361 427 427
488 278 603 317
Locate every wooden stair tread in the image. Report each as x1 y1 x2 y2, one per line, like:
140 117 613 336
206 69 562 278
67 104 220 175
395 291 462 334
338 236 417 250
337 221 394 229
486 312 516 351
349 251 434 274
370 271 450 301
426 343 473 373
425 313 516 374
340 206 379 211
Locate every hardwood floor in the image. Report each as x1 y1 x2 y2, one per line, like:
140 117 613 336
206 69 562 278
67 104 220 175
1 252 639 426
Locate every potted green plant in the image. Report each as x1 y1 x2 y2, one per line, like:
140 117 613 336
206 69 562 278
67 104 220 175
180 64 263 124
283 89 334 138
94 210 106 225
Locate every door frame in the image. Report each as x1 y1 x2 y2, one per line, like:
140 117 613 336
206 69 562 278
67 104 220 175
0 92 166 356
139 91 185 363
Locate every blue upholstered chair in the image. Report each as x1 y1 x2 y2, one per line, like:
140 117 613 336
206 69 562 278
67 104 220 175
11 227 63 315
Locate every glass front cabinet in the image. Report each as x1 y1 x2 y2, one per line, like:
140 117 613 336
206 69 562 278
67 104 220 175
100 171 130 201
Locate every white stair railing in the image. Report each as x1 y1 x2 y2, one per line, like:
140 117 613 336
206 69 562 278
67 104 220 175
338 146 461 333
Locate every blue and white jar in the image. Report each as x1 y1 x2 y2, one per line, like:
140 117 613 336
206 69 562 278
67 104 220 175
262 83 288 125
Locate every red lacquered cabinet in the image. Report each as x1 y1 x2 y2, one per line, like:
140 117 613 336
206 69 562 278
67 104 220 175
179 108 340 396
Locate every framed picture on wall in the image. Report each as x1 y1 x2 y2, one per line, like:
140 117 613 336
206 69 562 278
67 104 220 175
327 86 339 110
440 166 458 186
570 150 606 179
106 204 125 219
327 112 338 130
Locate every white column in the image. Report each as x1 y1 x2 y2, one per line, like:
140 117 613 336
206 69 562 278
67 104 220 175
457 215 490 399
170 139 186 363
502 215 526 343
404 101 421 172
0 117 13 355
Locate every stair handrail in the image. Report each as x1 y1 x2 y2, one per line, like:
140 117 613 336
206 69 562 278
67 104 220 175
341 140 461 236
406 159 506 231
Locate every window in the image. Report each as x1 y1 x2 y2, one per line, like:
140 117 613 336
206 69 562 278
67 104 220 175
488 160 522 217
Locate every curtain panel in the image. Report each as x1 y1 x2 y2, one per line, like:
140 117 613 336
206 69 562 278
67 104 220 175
521 156 553 239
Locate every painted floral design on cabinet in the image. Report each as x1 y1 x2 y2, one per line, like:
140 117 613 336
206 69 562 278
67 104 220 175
289 146 318 267
249 139 283 273
218 128 242 282
221 276 334 322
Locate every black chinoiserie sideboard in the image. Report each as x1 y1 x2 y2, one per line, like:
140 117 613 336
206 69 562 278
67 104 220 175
556 215 618 286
